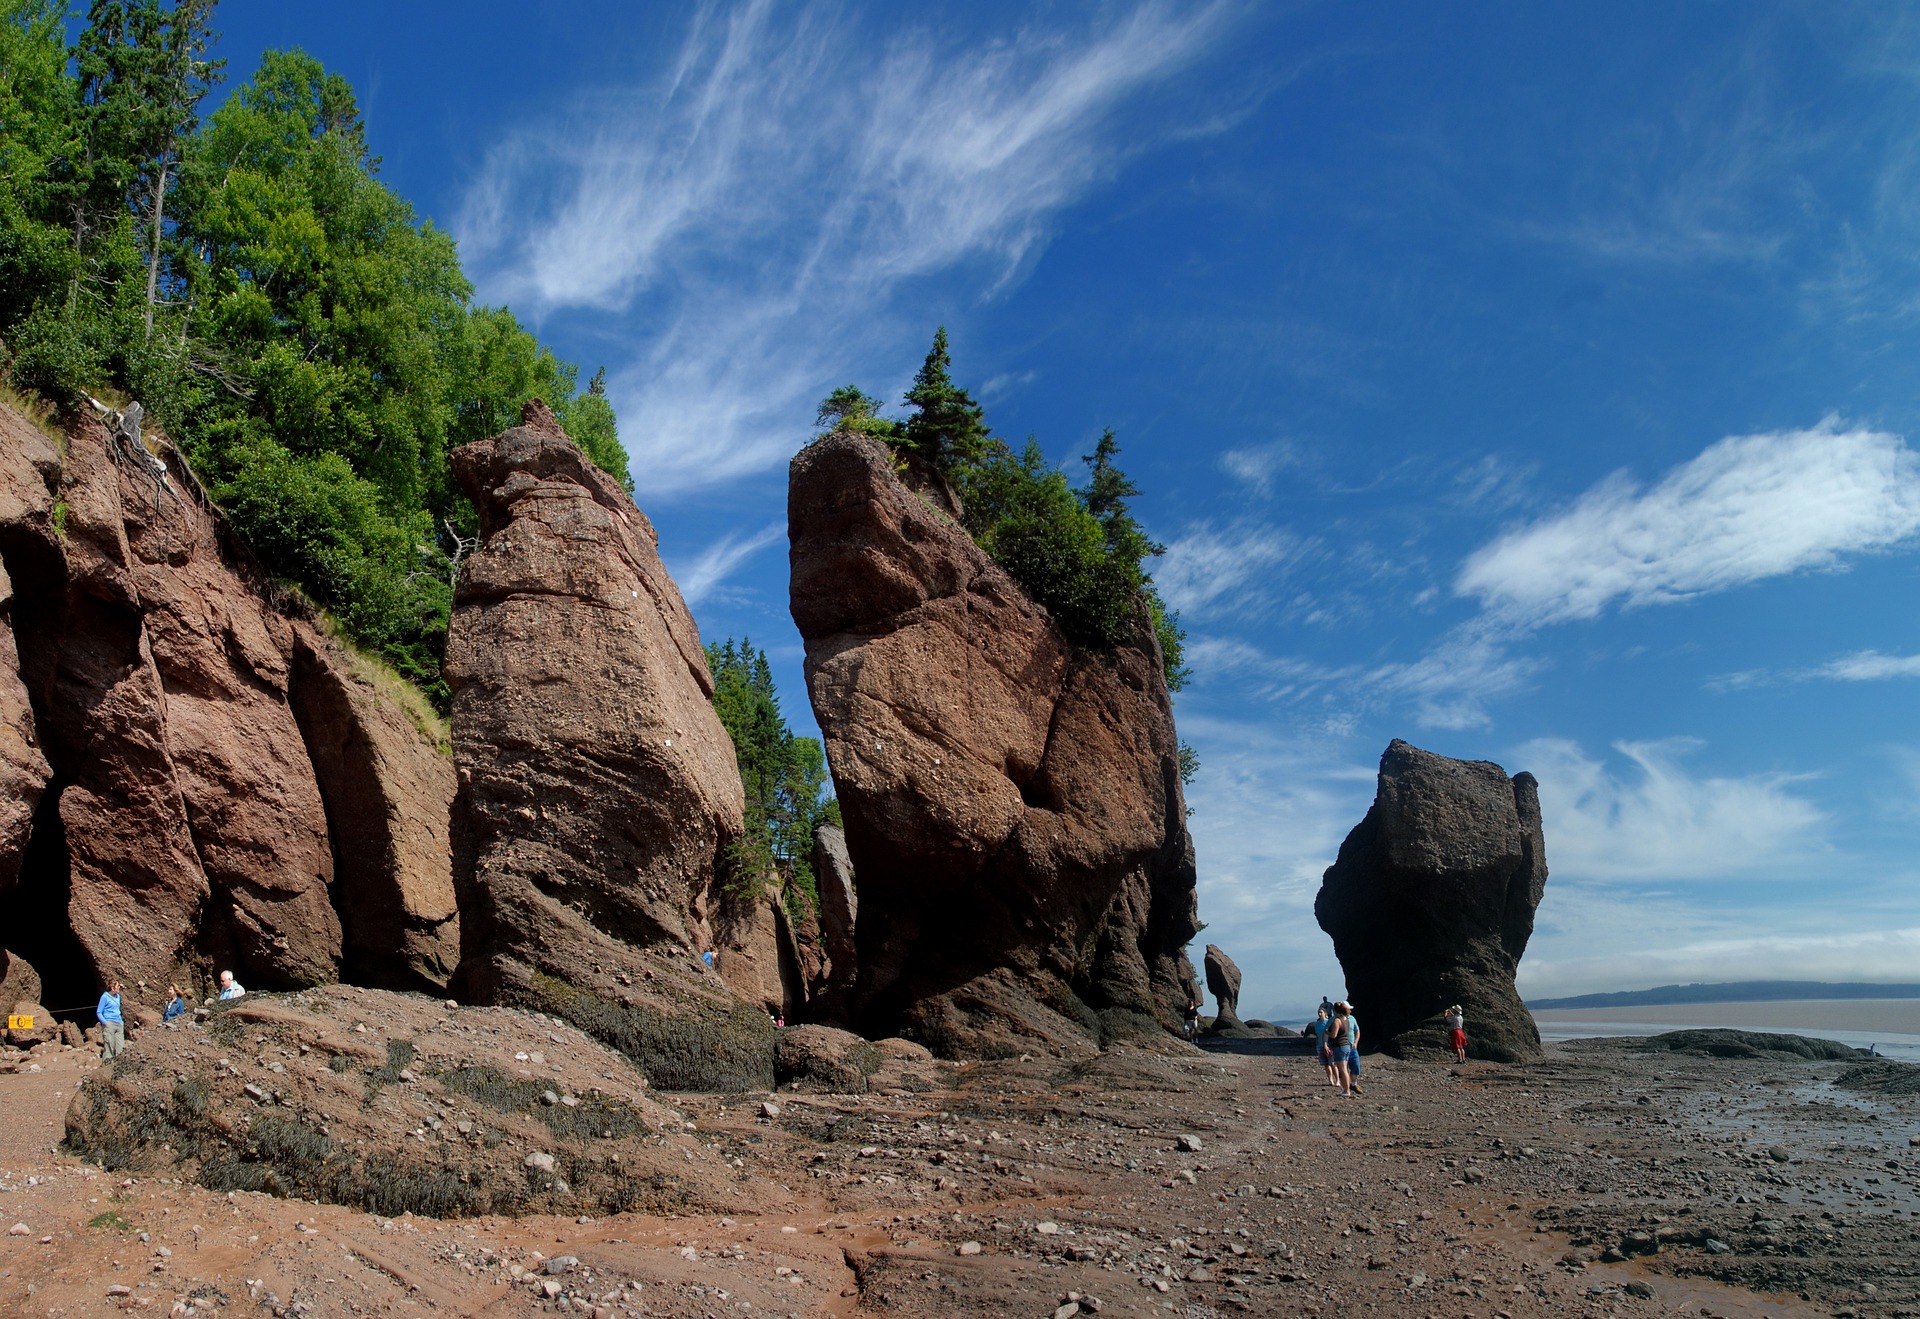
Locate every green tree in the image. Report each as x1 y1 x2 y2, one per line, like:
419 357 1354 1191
707 638 836 919
900 326 988 468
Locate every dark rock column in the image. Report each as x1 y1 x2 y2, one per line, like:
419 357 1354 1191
1315 739 1548 1062
1203 944 1244 1033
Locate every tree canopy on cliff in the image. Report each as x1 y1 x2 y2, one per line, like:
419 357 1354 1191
814 330 1190 693
706 637 838 918
0 2 625 704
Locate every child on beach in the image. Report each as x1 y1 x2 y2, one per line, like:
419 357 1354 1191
1444 1005 1467 1063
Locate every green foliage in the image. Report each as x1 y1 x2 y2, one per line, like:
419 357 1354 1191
706 637 834 919
816 331 1191 693
0 15 625 703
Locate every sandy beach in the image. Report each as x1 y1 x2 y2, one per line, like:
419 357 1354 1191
2 1022 1917 1317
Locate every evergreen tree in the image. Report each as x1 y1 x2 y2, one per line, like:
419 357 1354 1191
707 638 836 918
900 327 988 468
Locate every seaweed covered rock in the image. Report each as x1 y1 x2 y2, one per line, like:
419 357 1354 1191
1643 1029 1864 1062
1315 740 1548 1062
788 432 1198 1058
446 401 769 1089
63 986 745 1218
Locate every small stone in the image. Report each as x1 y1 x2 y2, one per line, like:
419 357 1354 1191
107 1285 134 1296
1053 1304 1080 1319
540 1280 563 1300
524 1152 556 1172
1175 1134 1203 1153
544 1256 579 1275
1176 1169 1197 1184
1624 1280 1655 1299
1186 1266 1211 1283
1036 1221 1060 1235
957 1241 982 1256
242 1083 268 1103
540 1090 559 1106
1768 1146 1791 1163
6 1224 28 1237
759 1101 780 1119
1704 1238 1732 1255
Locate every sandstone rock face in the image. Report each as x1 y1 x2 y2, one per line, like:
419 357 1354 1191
788 432 1199 1058
446 402 768 1089
1203 945 1244 1033
0 949 42 1012
813 824 857 1000
1 401 468 1008
64 985 737 1218
711 889 805 1019
1315 739 1548 1062
288 623 459 991
0 411 339 999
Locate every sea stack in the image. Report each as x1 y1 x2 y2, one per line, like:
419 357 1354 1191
788 430 1199 1058
1315 739 1548 1062
445 400 771 1089
1203 944 1245 1034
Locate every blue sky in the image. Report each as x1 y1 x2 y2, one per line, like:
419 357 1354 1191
211 1 1920 1018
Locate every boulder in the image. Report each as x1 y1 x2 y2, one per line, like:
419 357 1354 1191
287 622 459 991
1314 739 1548 1062
813 824 857 999
6 1000 56 1047
711 886 805 1019
63 985 740 1218
1202 945 1245 1034
774 1024 882 1093
788 432 1199 1058
0 949 41 1012
445 401 769 1090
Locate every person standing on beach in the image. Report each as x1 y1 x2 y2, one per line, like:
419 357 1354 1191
1345 1003 1364 1097
1310 1007 1335 1086
96 979 124 1062
1327 1002 1355 1097
1444 1004 1467 1063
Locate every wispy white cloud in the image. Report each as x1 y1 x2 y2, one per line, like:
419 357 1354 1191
1458 420 1920 626
1367 623 1543 731
458 1 1240 496
1155 520 1313 619
1817 649 1920 681
1514 736 1826 883
1218 440 1298 495
668 521 785 608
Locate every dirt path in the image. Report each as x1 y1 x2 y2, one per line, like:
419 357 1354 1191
3 1031 1915 1317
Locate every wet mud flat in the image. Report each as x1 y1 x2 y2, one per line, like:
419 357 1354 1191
1 1028 1915 1317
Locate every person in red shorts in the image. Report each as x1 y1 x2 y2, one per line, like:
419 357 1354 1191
1444 1005 1467 1063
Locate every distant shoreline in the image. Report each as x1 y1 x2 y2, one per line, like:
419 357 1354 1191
1526 979 1920 1010
1531 997 1920 1037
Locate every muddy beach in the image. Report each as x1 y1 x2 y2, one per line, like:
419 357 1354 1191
2 1012 1916 1319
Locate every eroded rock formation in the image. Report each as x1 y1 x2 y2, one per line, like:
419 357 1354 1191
1315 739 1548 1062
446 401 770 1089
1203 944 1245 1034
788 432 1199 1058
813 823 857 1003
0 402 461 1010
288 623 460 991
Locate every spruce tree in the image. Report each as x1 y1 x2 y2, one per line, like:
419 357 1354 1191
901 326 989 471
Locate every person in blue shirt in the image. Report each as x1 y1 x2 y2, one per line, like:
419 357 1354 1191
162 984 188 1024
1309 1007 1335 1087
96 979 124 1061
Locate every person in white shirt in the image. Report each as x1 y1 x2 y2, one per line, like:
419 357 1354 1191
217 970 246 1000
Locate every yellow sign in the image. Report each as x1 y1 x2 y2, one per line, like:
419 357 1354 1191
6 1015 32 1030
